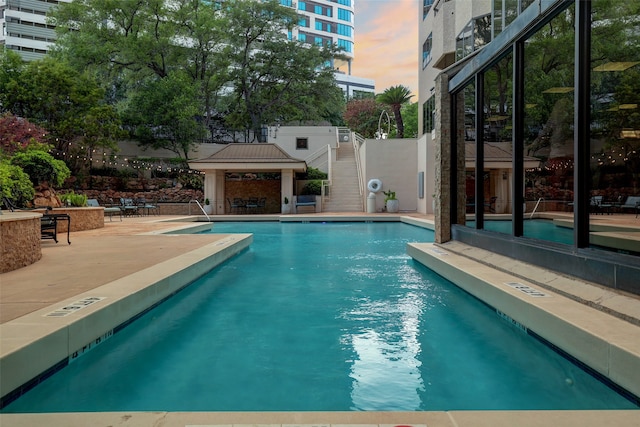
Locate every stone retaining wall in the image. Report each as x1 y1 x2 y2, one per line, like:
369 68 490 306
33 208 105 233
0 213 42 273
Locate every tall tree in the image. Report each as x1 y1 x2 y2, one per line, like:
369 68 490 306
49 0 228 155
377 85 413 138
0 54 122 168
223 0 345 140
344 98 386 138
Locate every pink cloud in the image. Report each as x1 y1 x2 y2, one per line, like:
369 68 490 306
352 0 419 98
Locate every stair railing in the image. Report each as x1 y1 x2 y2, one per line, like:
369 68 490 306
189 199 212 222
352 131 366 210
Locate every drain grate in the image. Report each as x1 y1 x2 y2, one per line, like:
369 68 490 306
504 282 549 297
44 297 106 317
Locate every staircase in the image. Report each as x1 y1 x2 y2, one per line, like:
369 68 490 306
322 142 363 212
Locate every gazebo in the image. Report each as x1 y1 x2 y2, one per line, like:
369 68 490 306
188 143 307 214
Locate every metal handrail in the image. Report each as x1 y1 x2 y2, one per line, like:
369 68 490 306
189 199 212 222
352 131 365 211
530 197 544 219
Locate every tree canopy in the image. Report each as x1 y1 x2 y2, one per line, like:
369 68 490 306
48 0 345 150
377 85 413 139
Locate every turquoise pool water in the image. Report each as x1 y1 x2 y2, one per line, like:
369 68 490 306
466 219 575 245
2 222 636 412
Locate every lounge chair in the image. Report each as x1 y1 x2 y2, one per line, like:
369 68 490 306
295 195 317 213
620 196 640 217
87 199 122 221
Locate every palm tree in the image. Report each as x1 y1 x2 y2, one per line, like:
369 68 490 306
377 85 413 138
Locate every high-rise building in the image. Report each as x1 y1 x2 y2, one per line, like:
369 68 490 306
0 0 72 61
279 0 374 98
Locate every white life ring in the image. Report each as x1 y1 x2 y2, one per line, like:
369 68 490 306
367 178 383 193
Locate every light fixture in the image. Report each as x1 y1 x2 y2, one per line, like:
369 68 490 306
619 104 638 110
543 87 574 94
593 62 640 72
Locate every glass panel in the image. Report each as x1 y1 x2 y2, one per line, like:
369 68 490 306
523 4 575 243
590 1 640 256
483 53 513 234
463 82 476 221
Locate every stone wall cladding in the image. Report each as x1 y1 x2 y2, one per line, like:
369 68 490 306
34 208 104 232
225 180 281 214
1 216 41 273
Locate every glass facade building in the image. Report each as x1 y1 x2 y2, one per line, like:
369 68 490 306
431 0 640 294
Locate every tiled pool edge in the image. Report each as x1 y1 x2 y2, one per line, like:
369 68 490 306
0 234 252 408
407 242 640 402
1 409 639 427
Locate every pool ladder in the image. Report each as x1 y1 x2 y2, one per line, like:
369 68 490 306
530 197 544 219
189 199 212 222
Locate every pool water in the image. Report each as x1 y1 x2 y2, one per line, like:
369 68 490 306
3 222 636 412
466 219 575 245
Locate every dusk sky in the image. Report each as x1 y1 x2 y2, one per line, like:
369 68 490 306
351 0 420 98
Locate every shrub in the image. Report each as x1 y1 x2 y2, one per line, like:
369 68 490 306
306 167 328 180
59 191 88 207
301 180 322 195
0 160 35 207
10 149 70 186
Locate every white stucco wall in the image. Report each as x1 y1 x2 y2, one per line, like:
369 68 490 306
362 139 418 213
265 126 338 173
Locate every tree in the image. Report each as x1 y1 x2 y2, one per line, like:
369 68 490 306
377 85 413 138
0 113 49 155
123 72 206 159
50 0 343 147
223 0 345 140
0 56 122 167
344 98 386 138
401 102 419 139
50 0 228 154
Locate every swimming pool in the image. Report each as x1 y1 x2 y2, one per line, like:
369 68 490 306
2 222 636 412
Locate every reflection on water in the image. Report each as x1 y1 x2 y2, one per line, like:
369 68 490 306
345 278 426 410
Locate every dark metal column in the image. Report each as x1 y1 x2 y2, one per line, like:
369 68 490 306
513 41 525 237
475 73 485 229
575 0 591 248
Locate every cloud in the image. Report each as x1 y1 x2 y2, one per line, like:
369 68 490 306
352 0 419 97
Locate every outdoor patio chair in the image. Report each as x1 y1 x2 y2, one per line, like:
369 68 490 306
87 198 122 221
257 197 267 213
245 197 259 214
227 198 245 214
120 198 139 216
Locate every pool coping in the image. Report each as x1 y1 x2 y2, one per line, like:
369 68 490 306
0 230 252 406
1 215 639 426
407 241 640 401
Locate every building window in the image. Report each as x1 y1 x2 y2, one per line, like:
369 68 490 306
338 8 352 22
338 38 353 53
296 138 308 149
456 14 491 62
337 23 352 37
492 0 536 39
423 0 434 19
422 95 435 134
422 33 432 69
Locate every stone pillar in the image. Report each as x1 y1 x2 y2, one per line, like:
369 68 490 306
434 73 466 243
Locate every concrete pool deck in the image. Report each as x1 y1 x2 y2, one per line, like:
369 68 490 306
1 213 639 426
